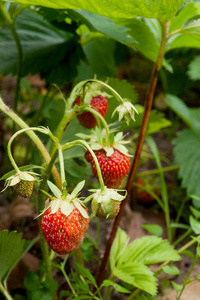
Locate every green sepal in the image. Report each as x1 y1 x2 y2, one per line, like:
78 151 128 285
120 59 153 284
47 180 62 198
71 180 85 198
73 200 89 219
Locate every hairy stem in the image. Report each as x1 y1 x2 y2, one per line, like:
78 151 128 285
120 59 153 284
0 97 62 188
95 21 169 286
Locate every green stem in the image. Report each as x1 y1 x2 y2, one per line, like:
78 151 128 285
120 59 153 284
137 164 180 177
0 4 23 112
95 20 169 287
0 282 13 300
0 97 62 189
53 258 76 296
84 107 110 141
84 79 124 104
7 127 50 173
173 228 192 247
58 145 67 189
62 140 106 192
177 256 198 300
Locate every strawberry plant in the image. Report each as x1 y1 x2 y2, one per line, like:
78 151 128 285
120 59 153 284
0 0 200 299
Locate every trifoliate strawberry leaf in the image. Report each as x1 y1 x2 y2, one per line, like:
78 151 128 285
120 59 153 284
0 230 25 281
47 180 62 198
117 234 180 266
110 228 130 271
71 180 85 198
4 0 185 22
173 129 200 199
0 8 83 85
112 263 157 295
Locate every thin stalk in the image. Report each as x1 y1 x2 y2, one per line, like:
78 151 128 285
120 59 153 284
177 256 198 300
0 97 62 189
137 164 180 177
58 145 67 189
173 228 192 247
62 140 106 192
0 4 23 112
53 263 76 296
7 127 50 173
84 107 110 141
95 20 169 287
0 282 13 300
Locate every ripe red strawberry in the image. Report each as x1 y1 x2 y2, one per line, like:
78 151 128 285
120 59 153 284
41 203 89 255
135 178 157 204
85 148 130 189
75 95 108 129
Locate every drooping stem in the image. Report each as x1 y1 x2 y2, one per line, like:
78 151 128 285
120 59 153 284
137 164 180 177
62 140 106 192
0 97 62 189
84 107 110 142
95 21 169 286
7 127 50 174
0 4 23 113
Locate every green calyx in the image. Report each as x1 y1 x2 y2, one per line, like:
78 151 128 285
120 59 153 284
1 171 38 194
39 180 89 219
76 82 111 106
77 128 130 157
85 188 127 219
112 100 139 125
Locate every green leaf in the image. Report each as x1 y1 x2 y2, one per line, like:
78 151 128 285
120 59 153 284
4 0 185 22
190 206 200 219
142 224 163 237
112 263 157 295
172 129 200 199
47 180 62 198
77 37 116 81
117 235 181 266
0 230 25 281
68 10 137 47
0 8 83 85
171 281 182 293
169 2 200 33
115 17 160 63
110 228 130 271
188 56 200 81
166 94 199 133
162 265 180 275
190 215 200 234
102 280 131 294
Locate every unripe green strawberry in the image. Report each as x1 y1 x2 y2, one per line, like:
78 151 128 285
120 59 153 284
12 180 34 198
86 188 126 220
85 148 130 189
2 171 37 198
94 200 121 220
41 203 89 255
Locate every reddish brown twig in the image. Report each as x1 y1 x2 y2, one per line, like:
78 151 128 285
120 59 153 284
95 21 169 287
